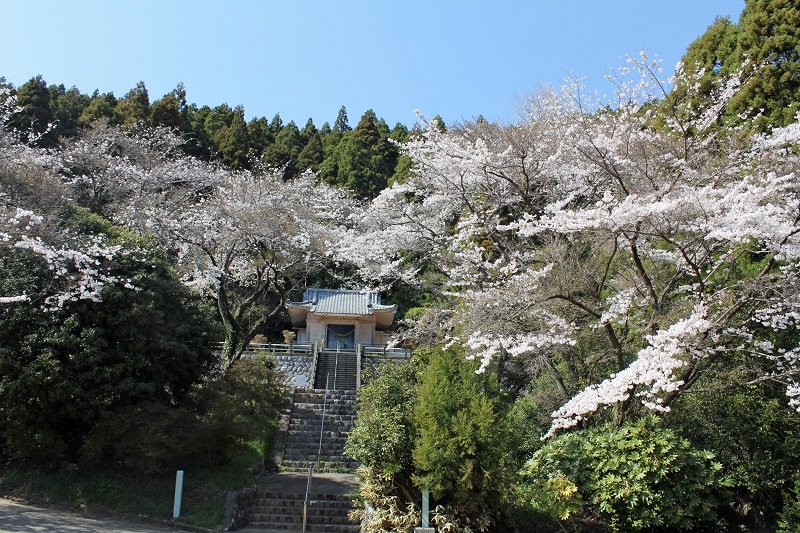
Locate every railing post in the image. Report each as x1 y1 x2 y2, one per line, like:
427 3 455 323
303 465 313 533
309 343 318 389
356 345 362 390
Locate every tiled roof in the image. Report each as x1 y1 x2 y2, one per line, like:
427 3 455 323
290 288 396 316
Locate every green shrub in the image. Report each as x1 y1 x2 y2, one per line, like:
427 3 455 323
81 403 202 473
778 475 800 533
667 385 800 528
346 359 420 533
81 358 284 473
0 207 220 464
345 362 418 480
412 346 514 526
404 307 426 321
521 417 727 531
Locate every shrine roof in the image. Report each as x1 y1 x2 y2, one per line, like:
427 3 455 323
287 288 396 317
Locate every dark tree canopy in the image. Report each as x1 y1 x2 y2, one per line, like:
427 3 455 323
680 0 800 130
0 208 220 462
318 109 400 198
10 75 54 146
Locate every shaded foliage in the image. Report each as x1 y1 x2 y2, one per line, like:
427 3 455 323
0 208 220 464
82 358 284 473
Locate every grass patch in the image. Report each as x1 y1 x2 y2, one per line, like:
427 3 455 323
0 445 262 530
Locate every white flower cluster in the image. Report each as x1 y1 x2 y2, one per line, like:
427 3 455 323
788 383 800 411
2 209 132 310
597 288 637 327
545 305 712 438
466 326 577 374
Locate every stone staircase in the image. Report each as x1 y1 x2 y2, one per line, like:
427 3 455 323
246 489 358 532
313 351 358 390
277 388 360 472
241 387 361 532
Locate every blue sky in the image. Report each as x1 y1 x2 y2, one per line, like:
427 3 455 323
1 1 744 128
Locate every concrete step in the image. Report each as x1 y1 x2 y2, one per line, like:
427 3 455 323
313 353 359 390
276 386 359 471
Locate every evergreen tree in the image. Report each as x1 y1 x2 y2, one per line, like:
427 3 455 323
322 109 399 198
180 104 213 159
150 84 186 129
116 81 151 128
219 105 250 170
79 92 120 127
679 0 800 130
319 121 332 137
205 103 234 150
269 113 283 135
413 346 513 514
388 122 414 186
10 75 54 146
333 105 351 133
49 84 90 140
297 118 324 174
263 119 303 177
735 0 800 128
247 116 273 159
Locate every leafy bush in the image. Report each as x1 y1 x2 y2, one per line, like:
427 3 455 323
778 474 800 533
521 417 727 531
348 347 526 532
0 208 220 464
667 385 800 528
346 359 420 532
81 402 202 473
350 465 421 533
81 358 284 473
194 356 285 464
345 361 418 480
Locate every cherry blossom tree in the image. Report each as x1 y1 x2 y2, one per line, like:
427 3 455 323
164 168 353 367
0 90 137 310
362 54 800 438
3 111 356 368
58 123 355 367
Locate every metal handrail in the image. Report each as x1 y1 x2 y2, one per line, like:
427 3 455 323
333 345 340 390
245 342 315 353
360 344 412 357
306 370 331 533
356 344 362 390
318 373 329 468
302 464 313 533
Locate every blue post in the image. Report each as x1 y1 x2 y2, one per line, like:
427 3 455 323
422 489 430 527
173 470 184 518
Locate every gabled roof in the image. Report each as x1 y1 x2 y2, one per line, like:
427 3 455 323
287 288 397 330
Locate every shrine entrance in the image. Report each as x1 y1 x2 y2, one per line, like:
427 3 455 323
326 324 355 350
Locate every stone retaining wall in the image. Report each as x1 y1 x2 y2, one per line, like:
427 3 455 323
273 354 314 388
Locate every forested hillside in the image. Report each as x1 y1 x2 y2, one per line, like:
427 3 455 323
0 76 416 198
